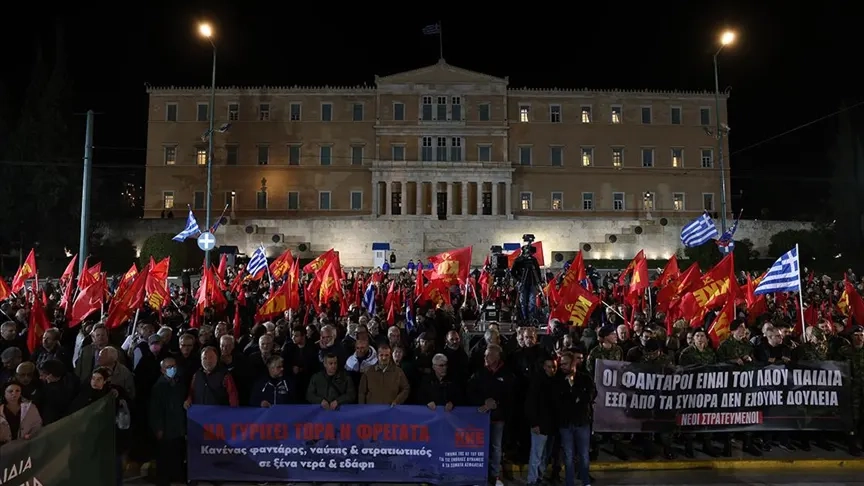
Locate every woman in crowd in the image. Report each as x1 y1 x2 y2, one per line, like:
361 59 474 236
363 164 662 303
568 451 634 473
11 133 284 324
0 379 43 444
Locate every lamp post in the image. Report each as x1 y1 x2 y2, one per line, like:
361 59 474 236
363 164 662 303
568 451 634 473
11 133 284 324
199 22 217 268
713 30 735 233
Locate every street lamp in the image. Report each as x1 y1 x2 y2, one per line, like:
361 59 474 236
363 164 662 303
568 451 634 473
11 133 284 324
713 30 735 233
199 22 217 268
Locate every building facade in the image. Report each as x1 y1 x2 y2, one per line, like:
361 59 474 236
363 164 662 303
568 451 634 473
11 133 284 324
144 60 731 226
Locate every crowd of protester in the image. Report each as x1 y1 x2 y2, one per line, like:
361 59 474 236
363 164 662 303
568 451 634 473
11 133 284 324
0 261 862 486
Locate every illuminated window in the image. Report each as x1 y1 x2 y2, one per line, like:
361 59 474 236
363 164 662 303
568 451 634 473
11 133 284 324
520 192 532 210
673 193 685 211
519 105 530 122
611 106 622 124
551 192 563 210
643 192 655 211
163 146 176 165
581 106 592 123
672 148 683 167
227 103 239 121
581 147 594 167
612 148 623 167
162 191 174 209
196 149 207 166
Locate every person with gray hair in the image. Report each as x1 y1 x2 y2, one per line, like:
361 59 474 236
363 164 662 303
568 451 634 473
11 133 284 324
0 347 23 384
417 353 462 412
97 346 135 400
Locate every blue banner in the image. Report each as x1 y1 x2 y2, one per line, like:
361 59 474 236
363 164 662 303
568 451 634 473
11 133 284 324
187 404 490 484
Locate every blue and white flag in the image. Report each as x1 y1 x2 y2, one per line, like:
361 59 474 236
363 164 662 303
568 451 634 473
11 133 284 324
362 283 376 315
172 208 200 242
680 212 719 247
754 246 801 295
246 245 268 279
422 23 441 35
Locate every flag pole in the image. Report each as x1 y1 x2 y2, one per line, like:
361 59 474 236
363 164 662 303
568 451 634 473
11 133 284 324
438 21 444 60
795 243 806 337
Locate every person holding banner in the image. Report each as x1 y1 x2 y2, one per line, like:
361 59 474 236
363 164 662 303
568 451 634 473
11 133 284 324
678 328 720 457
839 325 864 456
716 319 762 457
553 350 596 486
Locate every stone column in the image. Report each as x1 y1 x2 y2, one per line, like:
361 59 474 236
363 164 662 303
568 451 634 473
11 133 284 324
505 181 512 219
383 181 390 216
415 181 423 216
491 182 499 216
446 182 453 217
371 179 379 217
400 180 407 216
476 181 483 215
461 182 468 216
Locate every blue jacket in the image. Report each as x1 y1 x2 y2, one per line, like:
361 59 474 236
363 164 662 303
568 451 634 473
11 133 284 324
249 375 295 406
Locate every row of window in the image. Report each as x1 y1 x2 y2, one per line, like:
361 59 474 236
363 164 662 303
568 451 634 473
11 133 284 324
163 99 714 126
163 143 715 168
163 190 363 211
161 189 715 213
519 104 713 126
521 191 715 212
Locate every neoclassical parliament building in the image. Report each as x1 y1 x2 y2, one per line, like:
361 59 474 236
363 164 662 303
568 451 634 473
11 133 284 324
143 60 730 229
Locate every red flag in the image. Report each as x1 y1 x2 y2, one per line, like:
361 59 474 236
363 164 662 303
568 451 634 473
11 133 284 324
60 254 78 285
428 246 472 285
217 254 228 282
550 278 599 327
653 255 680 288
707 294 735 348
303 249 339 276
11 249 37 293
506 241 545 267
269 250 294 281
68 279 105 328
26 278 51 353
104 265 150 330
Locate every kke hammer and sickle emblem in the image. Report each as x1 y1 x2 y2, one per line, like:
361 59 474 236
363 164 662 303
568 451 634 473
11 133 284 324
21 263 31 274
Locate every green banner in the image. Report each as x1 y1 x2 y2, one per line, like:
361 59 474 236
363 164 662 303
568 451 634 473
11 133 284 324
0 395 115 486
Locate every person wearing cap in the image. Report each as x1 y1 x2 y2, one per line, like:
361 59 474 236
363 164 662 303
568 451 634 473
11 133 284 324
585 325 627 460
586 326 622 376
632 339 675 459
838 324 864 456
678 328 720 457
715 319 762 457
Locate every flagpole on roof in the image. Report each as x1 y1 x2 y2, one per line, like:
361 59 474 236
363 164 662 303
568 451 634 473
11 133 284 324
438 21 444 61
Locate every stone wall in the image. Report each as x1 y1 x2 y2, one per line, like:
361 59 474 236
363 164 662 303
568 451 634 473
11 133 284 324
106 217 811 268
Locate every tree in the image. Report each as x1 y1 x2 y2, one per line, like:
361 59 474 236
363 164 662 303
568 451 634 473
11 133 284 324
683 238 756 271
768 226 838 272
90 239 138 274
139 234 198 274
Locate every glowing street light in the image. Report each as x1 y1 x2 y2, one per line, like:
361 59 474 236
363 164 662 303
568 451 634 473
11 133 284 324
199 23 213 38
720 30 735 46
713 29 737 238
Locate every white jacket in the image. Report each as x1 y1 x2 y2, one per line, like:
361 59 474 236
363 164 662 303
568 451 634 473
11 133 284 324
345 347 379 373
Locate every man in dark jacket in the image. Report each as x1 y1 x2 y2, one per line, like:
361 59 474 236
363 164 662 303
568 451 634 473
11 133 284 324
149 357 187 486
34 359 77 425
250 356 295 406
417 353 463 410
306 352 356 409
555 350 596 486
525 357 558 485
467 344 514 486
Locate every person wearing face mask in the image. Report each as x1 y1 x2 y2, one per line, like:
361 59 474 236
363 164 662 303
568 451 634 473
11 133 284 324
149 357 188 486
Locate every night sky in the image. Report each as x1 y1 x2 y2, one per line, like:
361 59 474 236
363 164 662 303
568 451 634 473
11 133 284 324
4 4 860 221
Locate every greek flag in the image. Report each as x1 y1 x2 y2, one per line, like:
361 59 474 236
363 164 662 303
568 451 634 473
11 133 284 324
246 245 268 279
422 23 441 35
405 298 416 332
362 283 376 315
172 208 200 242
680 212 718 247
754 246 801 295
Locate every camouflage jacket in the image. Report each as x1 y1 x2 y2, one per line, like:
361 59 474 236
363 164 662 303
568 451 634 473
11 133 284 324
586 344 623 375
678 345 717 366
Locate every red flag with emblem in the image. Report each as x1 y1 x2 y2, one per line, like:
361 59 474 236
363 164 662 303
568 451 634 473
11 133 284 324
550 278 599 327
707 293 735 348
428 246 472 285
269 250 294 281
68 278 106 328
11 249 37 294
653 255 680 288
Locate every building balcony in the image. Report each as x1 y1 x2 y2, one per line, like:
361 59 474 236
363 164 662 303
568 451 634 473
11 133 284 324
371 160 512 170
